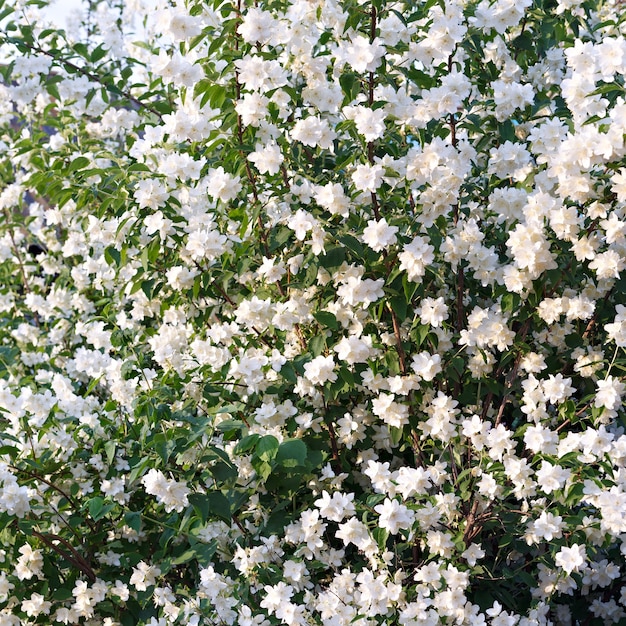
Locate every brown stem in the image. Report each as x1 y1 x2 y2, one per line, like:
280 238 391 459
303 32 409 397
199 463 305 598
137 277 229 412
280 165 291 189
366 5 382 222
233 8 267 259
409 192 416 212
556 418 572 433
10 466 97 533
493 358 519 428
582 287 613 341
463 498 480 547
455 265 464 335
370 191 381 221
448 443 458 485
324 409 341 474
410 431 426 467
412 543 421 567
231 513 249 536
388 302 407 374
454 259 465 399
369 4 377 44
32 530 96 582
480 318 531 421
4 212 32 295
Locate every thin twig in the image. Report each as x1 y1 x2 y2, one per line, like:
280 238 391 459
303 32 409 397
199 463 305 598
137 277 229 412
388 302 408 374
9 39 164 121
10 465 98 533
31 530 96 582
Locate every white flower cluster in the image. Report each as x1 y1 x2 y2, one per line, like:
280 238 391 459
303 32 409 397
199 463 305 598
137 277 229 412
0 465 30 517
141 469 191 513
0 0 626 624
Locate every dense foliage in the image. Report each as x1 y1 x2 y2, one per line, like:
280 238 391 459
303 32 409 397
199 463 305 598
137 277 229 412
0 0 626 623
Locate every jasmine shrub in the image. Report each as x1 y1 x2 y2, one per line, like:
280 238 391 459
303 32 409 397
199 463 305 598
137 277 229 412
0 0 626 624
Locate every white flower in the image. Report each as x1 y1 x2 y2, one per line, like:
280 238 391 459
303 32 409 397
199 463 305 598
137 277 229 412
351 163 384 193
0 572 14 603
238 7 276 44
130 561 161 591
141 469 190 513
260 581 294 614
21 592 51 617
555 544 587 574
248 142 283 175
303 355 337 385
314 182 351 218
291 116 335 149
399 236 435 282
374 498 415 534
606 305 626 347
165 11 202 41
336 517 371 549
527 511 565 543
411 352 442 381
206 166 241 202
459 306 515 352
535 461 571 494
589 250 625 280
416 297 449 327
0 480 31 517
287 209 317 241
361 217 398 252
462 543 485 566
541 373 575 404
337 275 385 307
610 168 626 202
314 490 356 522
371 393 409 428
334 335 374 364
344 105 387 142
342 35 385 73
595 376 625 413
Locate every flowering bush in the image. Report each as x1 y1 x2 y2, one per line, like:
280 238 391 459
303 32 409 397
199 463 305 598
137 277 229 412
0 0 626 623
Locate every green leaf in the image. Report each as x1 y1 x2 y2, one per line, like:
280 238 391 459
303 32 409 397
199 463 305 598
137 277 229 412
125 511 142 533
389 295 407 320
215 419 244 432
127 162 151 172
234 434 260 455
88 497 104 520
151 433 177 463
276 439 307 467
88 497 114 521
210 462 238 484
337 233 365 258
191 539 217 566
189 492 231 523
268 226 292 251
73 42 89 58
68 156 90 172
313 311 338 331
310 334 326 357
104 246 121 267
319 247 346 269
372 526 389 551
90 43 108 62
103 440 116 465
280 362 298 384
171 549 197 565
256 435 279 462
252 459 273 481
140 279 155 299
